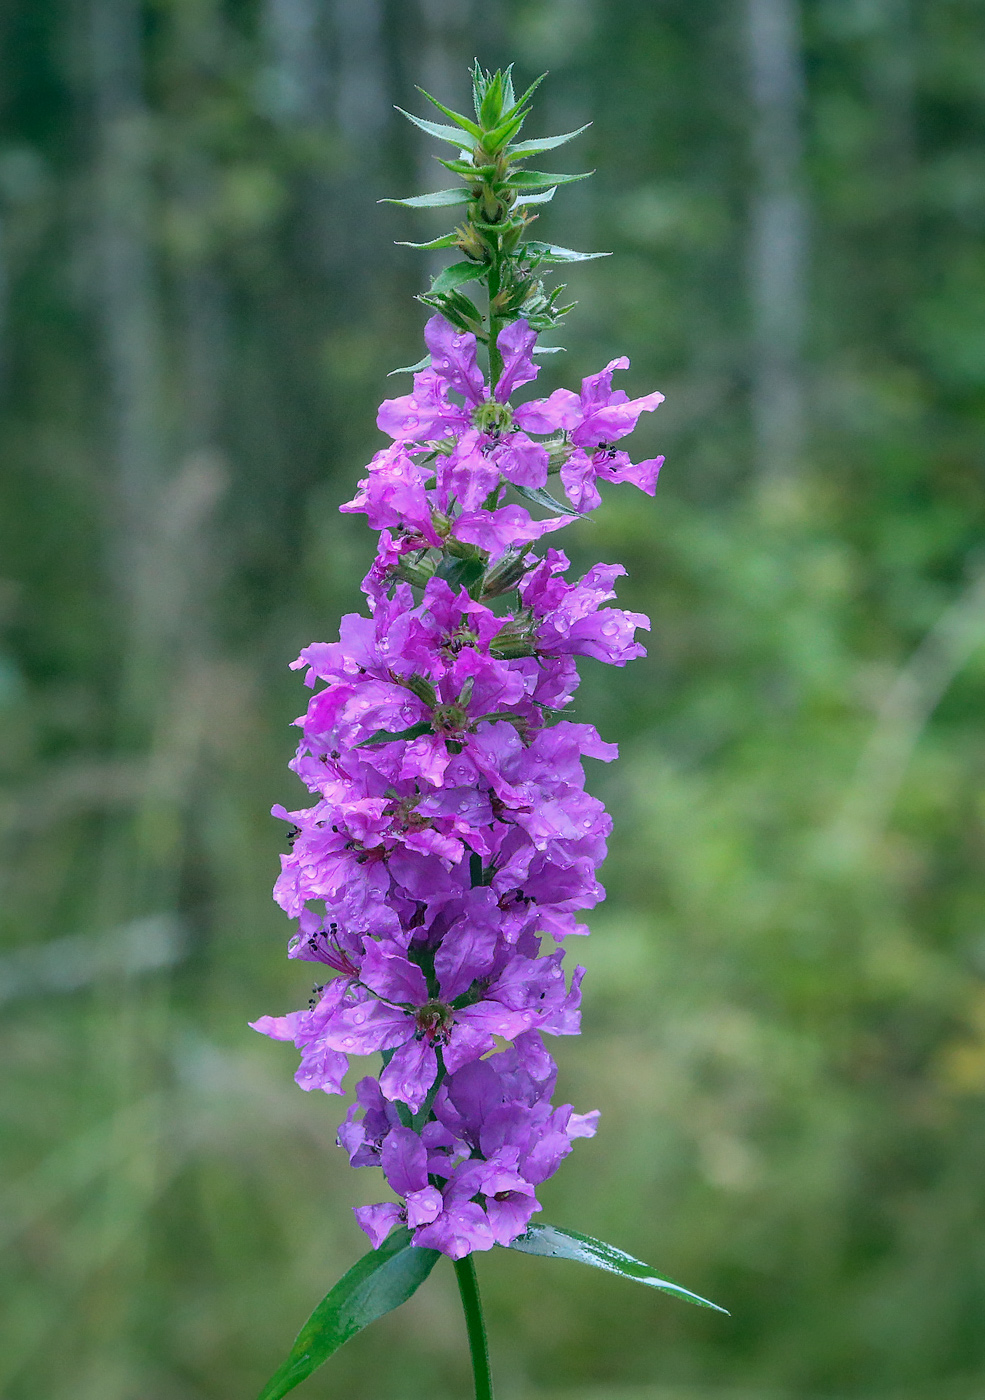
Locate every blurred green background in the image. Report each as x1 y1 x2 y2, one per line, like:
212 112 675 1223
3 1 985 1397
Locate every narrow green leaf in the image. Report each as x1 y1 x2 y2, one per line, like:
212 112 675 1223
509 169 593 190
256 1230 441 1400
430 262 488 295
416 87 483 141
387 355 431 377
436 554 487 594
507 1224 729 1314
483 110 531 154
532 345 566 355
381 188 473 209
437 157 497 178
512 484 582 518
502 72 547 120
514 187 557 207
357 722 433 748
525 241 610 264
394 107 471 148
396 233 460 251
509 124 592 156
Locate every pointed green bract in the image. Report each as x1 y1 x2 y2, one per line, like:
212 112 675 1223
395 234 460 251
382 188 473 209
429 262 487 294
394 107 471 148
509 169 593 190
416 86 483 141
512 483 583 517
256 1230 441 1400
510 124 593 155
387 354 431 377
525 242 611 263
507 1224 729 1314
514 186 558 207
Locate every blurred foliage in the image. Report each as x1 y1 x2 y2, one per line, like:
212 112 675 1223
2 1 985 1398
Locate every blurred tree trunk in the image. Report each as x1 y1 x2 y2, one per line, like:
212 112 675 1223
743 0 808 480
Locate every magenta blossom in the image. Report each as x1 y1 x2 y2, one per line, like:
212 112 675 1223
253 303 662 1256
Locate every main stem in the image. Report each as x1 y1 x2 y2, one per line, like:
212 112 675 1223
453 1254 495 1400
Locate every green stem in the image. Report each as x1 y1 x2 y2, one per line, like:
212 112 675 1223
453 1254 495 1400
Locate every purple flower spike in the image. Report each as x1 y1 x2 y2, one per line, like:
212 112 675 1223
255 288 664 1252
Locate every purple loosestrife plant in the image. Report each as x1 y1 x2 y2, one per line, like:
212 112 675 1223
254 64 726 1400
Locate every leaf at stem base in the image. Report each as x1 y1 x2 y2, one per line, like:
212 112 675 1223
256 1228 440 1400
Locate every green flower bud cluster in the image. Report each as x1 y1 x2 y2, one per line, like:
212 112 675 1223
383 62 609 383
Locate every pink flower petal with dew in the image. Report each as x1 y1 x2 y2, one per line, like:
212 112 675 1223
295 1043 349 1095
323 998 409 1056
380 1036 438 1112
359 942 429 1005
354 1202 402 1250
494 320 539 402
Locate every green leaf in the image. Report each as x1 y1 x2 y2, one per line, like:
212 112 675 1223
256 1229 441 1400
502 72 547 121
483 110 531 154
396 233 460 251
394 107 471 149
525 241 611 264
381 188 473 209
357 722 433 748
507 1224 729 1314
387 355 431 377
416 87 483 141
437 157 497 179
532 345 566 355
514 187 558 207
436 554 487 594
430 261 488 295
512 484 582 517
509 169 593 190
509 124 592 156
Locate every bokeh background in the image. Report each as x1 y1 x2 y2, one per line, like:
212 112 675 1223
3 1 985 1397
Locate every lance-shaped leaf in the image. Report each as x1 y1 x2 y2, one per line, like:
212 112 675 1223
430 262 488 295
502 72 547 120
382 188 473 210
509 124 592 156
525 241 611 264
256 1229 441 1400
507 1224 729 1314
416 87 483 141
436 554 487 594
396 233 460 251
512 484 583 518
509 169 593 190
395 107 471 149
387 355 431 377
483 109 531 154
514 187 558 207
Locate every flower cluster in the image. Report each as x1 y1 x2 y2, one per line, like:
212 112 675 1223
252 313 662 1259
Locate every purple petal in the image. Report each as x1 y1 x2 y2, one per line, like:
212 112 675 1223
494 320 539 403
406 1185 443 1228
412 1202 496 1259
295 1042 349 1095
380 1037 438 1112
381 1125 429 1196
359 941 429 1005
354 1202 402 1250
424 316 486 405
